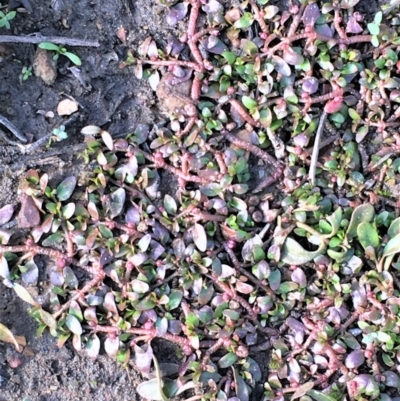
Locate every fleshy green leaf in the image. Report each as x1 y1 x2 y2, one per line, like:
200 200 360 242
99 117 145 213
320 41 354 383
218 352 238 368
64 52 82 66
56 176 77 201
357 222 379 250
0 323 21 351
281 237 327 265
346 204 375 240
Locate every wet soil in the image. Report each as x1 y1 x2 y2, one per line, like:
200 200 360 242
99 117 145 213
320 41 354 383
0 0 388 400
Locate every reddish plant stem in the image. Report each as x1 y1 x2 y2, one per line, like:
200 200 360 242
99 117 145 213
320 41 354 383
187 0 204 68
219 235 276 298
217 280 257 320
221 130 280 168
249 0 269 34
61 223 75 258
287 3 306 38
230 98 260 127
0 244 77 265
191 27 219 43
131 148 213 184
214 152 227 176
91 324 193 354
191 73 202 101
201 338 226 366
334 9 347 41
251 165 284 193
53 267 105 318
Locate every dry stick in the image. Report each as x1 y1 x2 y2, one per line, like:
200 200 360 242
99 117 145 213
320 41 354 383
0 115 27 142
131 148 213 184
309 111 328 185
0 35 99 47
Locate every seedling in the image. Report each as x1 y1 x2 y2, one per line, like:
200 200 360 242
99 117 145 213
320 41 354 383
19 66 32 83
38 42 82 66
0 7 16 29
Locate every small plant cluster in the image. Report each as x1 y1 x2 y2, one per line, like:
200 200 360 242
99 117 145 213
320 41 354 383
2 1 400 401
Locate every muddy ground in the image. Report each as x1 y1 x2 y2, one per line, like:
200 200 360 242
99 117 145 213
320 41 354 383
0 0 388 400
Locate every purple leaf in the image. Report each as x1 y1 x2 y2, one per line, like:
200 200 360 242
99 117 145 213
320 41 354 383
166 3 188 26
302 3 320 27
17 194 40 228
133 343 153 374
0 204 13 225
346 16 363 34
345 349 365 369
302 77 319 94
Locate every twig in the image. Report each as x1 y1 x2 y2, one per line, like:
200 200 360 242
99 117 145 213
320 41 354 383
0 143 88 173
0 115 27 142
309 111 327 185
0 35 99 47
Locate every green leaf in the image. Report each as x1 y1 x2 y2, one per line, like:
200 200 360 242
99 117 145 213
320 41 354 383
66 314 82 335
6 11 16 20
163 195 177 215
367 23 380 35
109 188 126 218
388 217 400 239
374 11 382 25
233 12 254 28
0 323 21 351
56 176 77 201
260 108 272 127
42 232 64 247
39 309 57 330
325 207 343 238
222 51 236 65
64 52 82 66
281 237 327 265
382 233 400 258
200 183 222 196
13 283 37 305
307 389 336 401
242 96 258 111
61 202 76 219
218 352 238 368
39 42 61 51
377 331 391 342
346 204 375 240
166 289 183 311
357 222 379 250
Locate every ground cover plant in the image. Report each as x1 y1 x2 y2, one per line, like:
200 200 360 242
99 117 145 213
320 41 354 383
2 0 400 400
